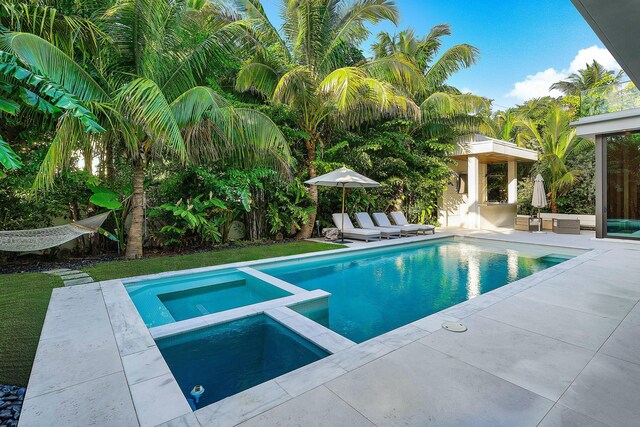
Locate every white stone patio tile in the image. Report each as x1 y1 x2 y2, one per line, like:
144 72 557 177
275 359 347 397
238 386 375 427
327 343 553 427
237 267 306 294
420 316 594 401
157 412 202 427
122 346 172 385
264 306 297 321
39 286 112 341
550 268 640 300
59 271 89 278
27 333 123 398
19 372 138 427
479 296 619 351
538 404 607 427
600 318 640 365
26 285 123 399
44 268 72 274
201 306 259 326
518 280 636 320
308 331 356 353
470 292 506 305
624 302 640 325
130 373 192 427
151 317 208 339
328 339 394 372
441 301 481 318
101 281 156 356
411 312 459 333
64 277 94 286
559 353 640 427
375 324 429 350
271 312 329 338
195 380 291 427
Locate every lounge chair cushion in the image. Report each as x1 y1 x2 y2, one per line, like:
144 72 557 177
332 213 380 235
355 212 402 236
390 211 435 230
372 213 419 232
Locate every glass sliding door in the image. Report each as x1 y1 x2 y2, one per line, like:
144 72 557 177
606 132 640 239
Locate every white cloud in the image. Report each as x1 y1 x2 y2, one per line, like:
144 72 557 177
569 45 620 73
507 68 565 100
507 46 622 101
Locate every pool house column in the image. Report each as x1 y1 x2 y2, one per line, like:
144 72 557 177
467 155 480 228
507 161 517 204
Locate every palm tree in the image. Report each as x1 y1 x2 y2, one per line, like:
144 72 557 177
372 25 488 136
481 109 518 142
233 0 423 238
1 0 290 258
550 60 622 96
516 106 591 213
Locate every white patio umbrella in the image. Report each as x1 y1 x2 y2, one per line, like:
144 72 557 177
305 166 380 243
532 174 547 232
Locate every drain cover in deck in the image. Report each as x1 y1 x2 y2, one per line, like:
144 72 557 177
442 322 467 332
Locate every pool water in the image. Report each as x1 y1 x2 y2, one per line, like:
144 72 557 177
156 315 329 407
258 237 581 342
127 270 290 327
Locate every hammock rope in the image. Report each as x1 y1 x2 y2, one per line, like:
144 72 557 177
0 211 111 252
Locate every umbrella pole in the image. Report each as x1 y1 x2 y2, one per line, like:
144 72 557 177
538 207 541 232
341 184 346 244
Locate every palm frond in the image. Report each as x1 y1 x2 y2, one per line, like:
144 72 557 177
363 54 424 95
186 106 291 175
33 112 88 189
320 0 399 72
2 32 110 103
0 136 21 170
116 77 186 162
170 85 229 127
424 44 479 91
236 61 280 99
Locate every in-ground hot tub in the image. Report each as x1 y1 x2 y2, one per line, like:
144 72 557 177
156 314 329 407
126 269 291 327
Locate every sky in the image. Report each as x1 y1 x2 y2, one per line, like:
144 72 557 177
259 0 622 110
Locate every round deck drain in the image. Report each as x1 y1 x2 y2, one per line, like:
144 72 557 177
442 322 467 332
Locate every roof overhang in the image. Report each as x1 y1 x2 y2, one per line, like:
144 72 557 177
451 135 538 163
571 108 640 140
570 0 640 88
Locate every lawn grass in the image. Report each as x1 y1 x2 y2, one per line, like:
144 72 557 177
84 240 344 281
0 272 63 386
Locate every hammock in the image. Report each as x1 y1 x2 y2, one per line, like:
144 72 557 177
0 211 111 252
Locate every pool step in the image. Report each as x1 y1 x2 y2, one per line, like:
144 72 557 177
539 253 575 264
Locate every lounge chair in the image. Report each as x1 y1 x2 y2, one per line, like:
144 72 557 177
332 213 382 242
354 212 403 239
372 212 419 235
389 211 435 234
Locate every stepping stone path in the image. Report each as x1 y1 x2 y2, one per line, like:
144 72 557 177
44 268 95 286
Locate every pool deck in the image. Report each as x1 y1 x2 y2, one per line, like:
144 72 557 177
18 229 640 426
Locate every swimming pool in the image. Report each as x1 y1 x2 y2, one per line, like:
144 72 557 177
124 236 585 408
257 237 583 342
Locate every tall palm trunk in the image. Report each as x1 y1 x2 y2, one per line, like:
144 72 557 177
296 136 318 239
126 161 145 259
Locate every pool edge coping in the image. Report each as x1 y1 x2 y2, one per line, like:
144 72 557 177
55 235 603 427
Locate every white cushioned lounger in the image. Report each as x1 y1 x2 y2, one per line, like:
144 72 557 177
355 212 403 238
372 212 419 235
332 213 381 242
389 211 435 234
